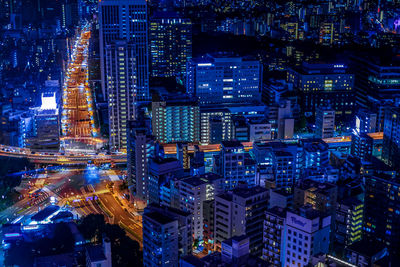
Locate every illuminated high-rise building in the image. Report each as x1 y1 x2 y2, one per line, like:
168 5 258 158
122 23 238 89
319 22 340 45
351 55 400 131
99 0 149 102
186 53 262 105
214 141 257 190
26 93 60 152
127 118 154 206
335 198 364 246
105 40 136 151
287 62 354 126
152 95 200 143
149 12 192 78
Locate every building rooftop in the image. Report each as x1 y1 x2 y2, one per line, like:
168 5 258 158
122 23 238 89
147 203 191 218
51 211 73 222
181 173 222 187
144 211 176 225
233 186 267 199
296 179 337 192
223 235 248 247
271 188 294 197
292 206 329 220
192 53 258 64
346 240 386 257
31 205 60 222
266 206 287 218
291 62 350 75
302 138 329 152
217 192 233 202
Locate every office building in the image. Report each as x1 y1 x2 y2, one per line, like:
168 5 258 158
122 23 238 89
293 179 338 215
269 189 293 209
26 93 60 152
262 206 287 267
221 235 252 265
364 174 400 253
253 141 300 190
152 95 200 143
301 138 329 169
178 173 224 240
200 107 232 145
127 119 154 206
148 157 183 205
214 186 268 255
355 109 377 134
99 0 149 101
344 240 388 267
335 197 364 246
315 107 335 139
351 131 373 161
282 21 304 41
284 207 331 267
146 204 193 257
262 79 294 106
267 100 295 139
143 210 179 267
287 63 354 126
382 107 400 170
248 117 272 142
272 151 296 192
105 41 136 151
232 116 272 142
214 141 257 190
149 12 192 78
351 55 400 131
187 53 262 105
232 115 249 142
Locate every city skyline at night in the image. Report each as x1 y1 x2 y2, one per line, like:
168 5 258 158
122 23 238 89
0 0 399 266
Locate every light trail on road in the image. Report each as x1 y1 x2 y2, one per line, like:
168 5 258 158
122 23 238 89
61 23 103 152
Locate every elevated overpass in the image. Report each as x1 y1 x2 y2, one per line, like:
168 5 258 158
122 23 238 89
0 133 383 164
0 144 125 165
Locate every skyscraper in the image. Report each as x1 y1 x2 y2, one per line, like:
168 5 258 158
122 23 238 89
99 0 149 101
99 0 149 150
105 41 136 151
127 118 154 207
149 12 192 78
